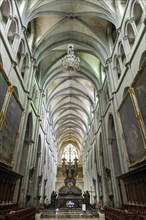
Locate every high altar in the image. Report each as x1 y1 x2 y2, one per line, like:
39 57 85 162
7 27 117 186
56 158 84 209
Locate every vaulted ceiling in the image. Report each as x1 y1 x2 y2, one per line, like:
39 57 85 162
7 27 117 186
20 0 127 155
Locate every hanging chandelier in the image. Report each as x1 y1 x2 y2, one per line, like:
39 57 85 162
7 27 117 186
61 44 80 72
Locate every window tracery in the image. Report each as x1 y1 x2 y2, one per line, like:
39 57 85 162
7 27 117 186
62 144 78 162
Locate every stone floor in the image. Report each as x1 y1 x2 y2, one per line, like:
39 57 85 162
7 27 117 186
35 212 105 220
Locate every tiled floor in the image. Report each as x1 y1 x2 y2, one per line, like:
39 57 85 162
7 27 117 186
35 212 105 220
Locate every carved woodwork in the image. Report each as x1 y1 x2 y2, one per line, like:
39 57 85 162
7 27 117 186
0 164 36 220
105 165 146 220
0 164 22 204
0 207 35 220
117 164 146 204
105 206 145 220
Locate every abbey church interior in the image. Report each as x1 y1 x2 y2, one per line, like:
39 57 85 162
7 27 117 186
0 0 146 220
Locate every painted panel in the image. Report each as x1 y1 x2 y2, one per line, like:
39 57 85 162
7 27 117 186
119 93 145 166
133 65 146 129
0 92 22 166
0 67 8 111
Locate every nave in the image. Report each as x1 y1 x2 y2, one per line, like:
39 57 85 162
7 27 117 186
0 0 146 220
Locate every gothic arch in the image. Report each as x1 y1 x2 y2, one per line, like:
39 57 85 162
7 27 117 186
125 21 135 48
7 18 17 45
118 42 126 65
17 40 25 66
0 0 11 29
114 55 121 79
21 53 29 79
25 113 33 140
132 1 144 32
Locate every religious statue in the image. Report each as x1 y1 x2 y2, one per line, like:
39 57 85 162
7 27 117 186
51 191 57 209
83 191 90 210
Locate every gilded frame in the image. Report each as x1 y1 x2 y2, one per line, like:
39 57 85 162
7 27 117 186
118 89 146 167
131 62 146 143
0 65 11 125
0 66 23 167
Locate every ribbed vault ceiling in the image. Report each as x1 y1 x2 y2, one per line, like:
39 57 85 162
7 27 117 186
21 0 127 155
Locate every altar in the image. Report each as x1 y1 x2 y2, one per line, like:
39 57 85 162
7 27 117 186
55 157 85 209
56 195 84 209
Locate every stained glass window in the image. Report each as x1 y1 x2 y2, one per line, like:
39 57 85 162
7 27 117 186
62 144 78 162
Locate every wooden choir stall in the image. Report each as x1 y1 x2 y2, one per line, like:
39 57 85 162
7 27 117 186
105 164 146 220
0 163 36 220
